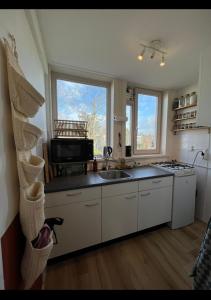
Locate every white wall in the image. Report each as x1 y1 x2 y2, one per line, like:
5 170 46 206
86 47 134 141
171 82 211 222
0 10 47 288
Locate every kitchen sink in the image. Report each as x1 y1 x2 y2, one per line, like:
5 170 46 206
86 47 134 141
98 170 131 180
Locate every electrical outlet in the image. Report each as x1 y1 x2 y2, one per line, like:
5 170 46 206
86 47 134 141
203 149 209 161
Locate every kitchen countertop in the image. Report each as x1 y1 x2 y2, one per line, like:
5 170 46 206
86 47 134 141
44 166 173 193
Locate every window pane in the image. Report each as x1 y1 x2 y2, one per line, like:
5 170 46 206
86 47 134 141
57 79 107 157
137 93 158 150
126 105 132 146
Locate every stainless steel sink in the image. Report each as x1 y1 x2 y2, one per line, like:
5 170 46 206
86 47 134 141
98 169 131 180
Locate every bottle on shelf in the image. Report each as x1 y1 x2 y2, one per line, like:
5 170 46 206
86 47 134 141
179 96 185 108
185 94 190 106
93 157 98 172
190 92 197 105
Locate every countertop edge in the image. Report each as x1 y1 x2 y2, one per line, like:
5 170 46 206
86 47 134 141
44 172 174 194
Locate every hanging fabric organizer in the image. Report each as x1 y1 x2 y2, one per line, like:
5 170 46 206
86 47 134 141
2 36 53 289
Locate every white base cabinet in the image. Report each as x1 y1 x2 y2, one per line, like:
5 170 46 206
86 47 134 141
45 187 101 258
138 187 172 231
44 176 173 258
102 193 138 242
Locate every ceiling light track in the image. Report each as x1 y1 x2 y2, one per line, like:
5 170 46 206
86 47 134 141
137 39 167 67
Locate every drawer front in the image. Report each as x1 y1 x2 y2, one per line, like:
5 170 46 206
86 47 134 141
102 181 138 198
45 186 101 208
139 176 173 191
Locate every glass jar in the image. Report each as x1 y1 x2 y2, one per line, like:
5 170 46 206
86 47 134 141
179 96 185 108
173 98 179 109
185 94 190 106
190 92 197 105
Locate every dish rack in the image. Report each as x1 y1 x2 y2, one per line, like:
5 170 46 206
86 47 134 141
54 120 88 138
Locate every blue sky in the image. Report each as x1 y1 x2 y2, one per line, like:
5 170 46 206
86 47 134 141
57 80 106 121
137 94 157 135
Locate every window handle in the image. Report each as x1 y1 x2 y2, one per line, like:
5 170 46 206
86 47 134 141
66 192 82 197
141 192 151 197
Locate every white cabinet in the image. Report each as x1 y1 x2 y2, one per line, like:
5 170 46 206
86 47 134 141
138 177 173 231
45 187 101 258
102 181 138 242
197 43 211 127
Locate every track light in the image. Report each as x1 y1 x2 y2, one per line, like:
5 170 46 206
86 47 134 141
150 50 155 59
137 47 145 61
137 40 167 66
160 54 165 67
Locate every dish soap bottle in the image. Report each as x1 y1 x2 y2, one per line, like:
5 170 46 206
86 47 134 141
93 157 98 172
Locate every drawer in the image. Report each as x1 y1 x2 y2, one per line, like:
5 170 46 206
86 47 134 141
139 176 173 191
102 181 138 198
45 186 101 208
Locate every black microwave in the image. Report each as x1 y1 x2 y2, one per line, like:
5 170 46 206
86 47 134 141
50 138 94 163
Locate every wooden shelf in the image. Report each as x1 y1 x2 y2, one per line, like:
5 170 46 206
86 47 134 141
173 116 196 122
173 104 197 111
173 126 210 133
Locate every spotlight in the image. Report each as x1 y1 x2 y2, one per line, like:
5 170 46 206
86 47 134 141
137 47 145 61
160 54 165 67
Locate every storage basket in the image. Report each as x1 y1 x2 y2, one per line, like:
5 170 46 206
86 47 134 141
13 118 43 151
19 155 45 188
21 235 53 289
20 182 45 241
7 64 45 117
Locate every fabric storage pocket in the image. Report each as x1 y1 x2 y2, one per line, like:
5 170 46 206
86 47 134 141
20 182 45 241
7 64 45 117
3 38 25 77
21 236 53 289
13 117 43 151
19 155 45 188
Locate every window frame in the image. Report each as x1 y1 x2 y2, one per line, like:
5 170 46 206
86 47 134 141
51 72 111 153
133 88 162 155
126 100 134 148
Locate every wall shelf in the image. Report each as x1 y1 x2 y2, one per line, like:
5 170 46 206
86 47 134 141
173 126 210 134
173 103 197 111
173 116 196 122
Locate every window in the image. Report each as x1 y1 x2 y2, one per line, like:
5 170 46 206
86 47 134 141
134 89 161 155
52 73 110 157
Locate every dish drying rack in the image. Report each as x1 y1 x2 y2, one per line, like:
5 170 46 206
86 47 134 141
54 120 88 138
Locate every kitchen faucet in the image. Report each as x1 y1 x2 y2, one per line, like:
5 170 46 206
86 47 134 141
103 146 112 170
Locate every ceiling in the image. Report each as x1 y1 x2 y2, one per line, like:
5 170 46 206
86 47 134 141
36 9 211 90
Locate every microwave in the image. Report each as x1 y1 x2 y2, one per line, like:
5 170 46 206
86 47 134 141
50 138 94 163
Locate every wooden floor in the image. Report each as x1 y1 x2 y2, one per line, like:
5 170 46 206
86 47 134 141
44 220 206 290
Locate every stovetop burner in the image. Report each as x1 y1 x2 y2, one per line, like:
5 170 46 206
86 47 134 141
153 161 194 170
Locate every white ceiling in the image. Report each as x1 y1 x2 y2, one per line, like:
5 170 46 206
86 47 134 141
37 9 211 90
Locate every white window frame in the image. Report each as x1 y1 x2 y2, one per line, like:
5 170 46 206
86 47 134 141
126 100 134 148
51 72 111 149
133 88 162 155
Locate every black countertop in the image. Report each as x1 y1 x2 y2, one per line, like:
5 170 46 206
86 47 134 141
45 166 173 193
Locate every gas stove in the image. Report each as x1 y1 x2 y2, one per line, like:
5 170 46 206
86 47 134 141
152 161 196 176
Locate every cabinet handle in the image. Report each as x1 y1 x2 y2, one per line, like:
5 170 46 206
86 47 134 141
125 195 137 200
66 192 82 197
84 203 99 207
141 192 151 197
152 180 162 184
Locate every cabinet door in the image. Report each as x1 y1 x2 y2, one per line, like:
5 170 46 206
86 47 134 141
138 187 172 231
45 198 101 258
102 192 138 242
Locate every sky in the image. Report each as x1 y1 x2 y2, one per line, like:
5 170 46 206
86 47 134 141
137 94 157 136
57 79 106 121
